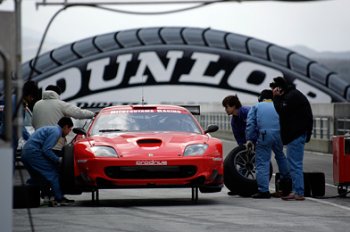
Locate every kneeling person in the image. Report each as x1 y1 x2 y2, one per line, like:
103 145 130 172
21 116 74 206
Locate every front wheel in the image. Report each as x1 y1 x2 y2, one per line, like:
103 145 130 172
224 146 273 197
60 144 82 194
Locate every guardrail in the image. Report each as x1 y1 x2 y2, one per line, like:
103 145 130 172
196 103 350 153
198 114 335 140
336 118 350 135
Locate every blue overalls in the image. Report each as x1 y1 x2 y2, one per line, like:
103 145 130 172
246 100 290 193
21 125 63 201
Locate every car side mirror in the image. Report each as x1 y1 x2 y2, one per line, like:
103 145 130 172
204 124 219 134
73 127 87 136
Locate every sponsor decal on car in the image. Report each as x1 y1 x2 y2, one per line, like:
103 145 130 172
110 109 182 114
136 160 168 166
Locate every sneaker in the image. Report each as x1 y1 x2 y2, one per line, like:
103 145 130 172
48 198 75 207
61 197 75 203
281 193 305 201
252 191 271 199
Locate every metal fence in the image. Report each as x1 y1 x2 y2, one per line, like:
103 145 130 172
335 118 350 135
312 116 332 140
197 113 349 142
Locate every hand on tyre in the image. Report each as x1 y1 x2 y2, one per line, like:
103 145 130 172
245 140 254 151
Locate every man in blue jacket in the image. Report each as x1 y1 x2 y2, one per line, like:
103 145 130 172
222 95 251 146
246 90 291 199
21 116 75 206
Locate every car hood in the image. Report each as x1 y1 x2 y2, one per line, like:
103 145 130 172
87 131 209 158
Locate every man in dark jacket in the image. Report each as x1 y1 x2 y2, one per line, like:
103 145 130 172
270 77 313 201
222 95 251 146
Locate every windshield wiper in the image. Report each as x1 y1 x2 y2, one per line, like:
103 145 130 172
99 129 125 132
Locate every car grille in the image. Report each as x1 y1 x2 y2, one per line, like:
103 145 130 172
105 166 197 179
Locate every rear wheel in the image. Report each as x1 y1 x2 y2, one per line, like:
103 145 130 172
224 146 273 197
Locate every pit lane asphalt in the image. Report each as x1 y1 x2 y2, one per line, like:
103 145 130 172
12 139 350 232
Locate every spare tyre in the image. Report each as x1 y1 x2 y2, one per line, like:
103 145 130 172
224 145 272 197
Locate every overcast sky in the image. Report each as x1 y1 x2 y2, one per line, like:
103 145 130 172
1 0 350 61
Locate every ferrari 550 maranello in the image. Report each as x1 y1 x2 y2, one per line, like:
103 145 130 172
61 104 223 201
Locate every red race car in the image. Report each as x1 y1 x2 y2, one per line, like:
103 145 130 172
61 105 223 202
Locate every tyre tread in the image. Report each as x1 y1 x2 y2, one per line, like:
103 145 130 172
21 26 349 101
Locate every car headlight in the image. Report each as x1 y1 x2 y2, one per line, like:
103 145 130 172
184 144 208 156
91 146 118 157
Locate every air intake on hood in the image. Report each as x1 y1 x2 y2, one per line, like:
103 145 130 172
137 139 162 147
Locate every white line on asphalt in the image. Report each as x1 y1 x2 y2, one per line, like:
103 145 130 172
307 197 350 211
269 186 350 211
326 183 338 188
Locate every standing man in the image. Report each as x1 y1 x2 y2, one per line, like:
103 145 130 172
21 117 74 207
245 89 291 199
222 95 251 146
32 85 94 130
0 80 39 161
270 77 313 201
32 85 94 155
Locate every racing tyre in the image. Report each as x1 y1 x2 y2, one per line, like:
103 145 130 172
276 172 325 197
276 172 311 196
274 172 292 196
13 185 40 208
224 146 273 197
21 27 349 103
60 144 82 194
309 172 325 197
303 172 312 197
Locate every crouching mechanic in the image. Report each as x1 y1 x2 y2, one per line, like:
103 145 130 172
246 90 291 199
21 116 75 206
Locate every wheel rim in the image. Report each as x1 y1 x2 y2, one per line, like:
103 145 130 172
233 149 256 180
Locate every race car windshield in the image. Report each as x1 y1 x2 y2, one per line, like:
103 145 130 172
90 112 201 135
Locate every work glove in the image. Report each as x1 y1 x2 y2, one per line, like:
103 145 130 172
245 140 254 151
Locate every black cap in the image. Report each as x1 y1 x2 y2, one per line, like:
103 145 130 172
269 76 288 90
258 89 273 102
